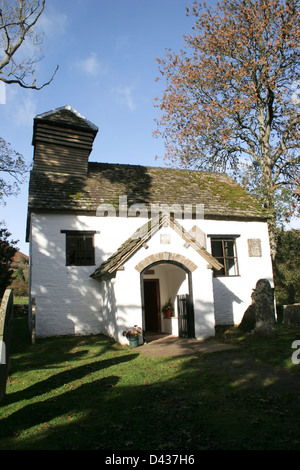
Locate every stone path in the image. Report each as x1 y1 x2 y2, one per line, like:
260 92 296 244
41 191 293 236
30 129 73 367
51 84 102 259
137 333 238 357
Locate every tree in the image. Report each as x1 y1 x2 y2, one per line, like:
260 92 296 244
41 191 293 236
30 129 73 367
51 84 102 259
155 0 300 255
0 223 18 299
9 251 29 296
0 138 28 201
273 229 300 304
0 0 58 202
0 0 58 90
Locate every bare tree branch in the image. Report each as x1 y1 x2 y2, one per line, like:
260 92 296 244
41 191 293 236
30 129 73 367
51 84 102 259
0 0 58 90
0 0 58 203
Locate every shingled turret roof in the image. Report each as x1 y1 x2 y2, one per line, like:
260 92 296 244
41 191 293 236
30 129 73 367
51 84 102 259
33 105 99 135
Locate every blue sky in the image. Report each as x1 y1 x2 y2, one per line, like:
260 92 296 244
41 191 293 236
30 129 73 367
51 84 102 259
1 0 197 254
1 0 299 255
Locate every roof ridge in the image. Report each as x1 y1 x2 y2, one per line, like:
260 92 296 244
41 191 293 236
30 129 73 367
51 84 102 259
87 161 229 177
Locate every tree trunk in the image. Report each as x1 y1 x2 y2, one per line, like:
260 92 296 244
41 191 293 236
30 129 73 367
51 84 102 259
261 164 277 259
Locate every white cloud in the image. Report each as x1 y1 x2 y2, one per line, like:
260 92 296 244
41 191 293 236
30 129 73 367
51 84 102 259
112 85 136 111
75 52 107 77
14 96 37 126
37 6 68 37
6 87 37 126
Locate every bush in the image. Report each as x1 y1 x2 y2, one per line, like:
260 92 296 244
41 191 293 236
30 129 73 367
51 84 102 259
273 230 300 305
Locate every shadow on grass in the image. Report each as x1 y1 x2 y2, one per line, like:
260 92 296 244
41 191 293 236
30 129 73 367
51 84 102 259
0 375 121 448
1 317 300 450
4 354 138 405
7 315 124 373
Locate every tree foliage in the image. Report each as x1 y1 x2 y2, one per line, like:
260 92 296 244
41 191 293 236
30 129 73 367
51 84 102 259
0 223 18 299
9 251 29 296
273 229 300 304
0 0 58 89
0 138 28 201
155 0 300 253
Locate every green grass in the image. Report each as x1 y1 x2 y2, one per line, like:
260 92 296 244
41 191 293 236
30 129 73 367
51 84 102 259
13 297 28 305
0 317 299 450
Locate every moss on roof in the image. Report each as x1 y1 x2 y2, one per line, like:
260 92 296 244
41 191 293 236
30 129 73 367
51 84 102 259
28 161 268 220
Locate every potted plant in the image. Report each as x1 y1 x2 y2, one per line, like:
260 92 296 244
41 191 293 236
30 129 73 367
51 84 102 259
162 298 174 318
122 325 142 348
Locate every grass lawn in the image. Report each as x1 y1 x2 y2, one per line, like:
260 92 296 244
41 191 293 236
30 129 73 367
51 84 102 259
12 297 28 305
0 315 299 450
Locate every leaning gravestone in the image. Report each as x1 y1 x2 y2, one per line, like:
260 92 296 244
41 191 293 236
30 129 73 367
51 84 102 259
0 289 14 401
252 279 276 337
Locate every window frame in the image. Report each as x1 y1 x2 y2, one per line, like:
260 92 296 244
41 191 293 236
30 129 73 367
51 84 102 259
209 235 240 277
61 230 96 266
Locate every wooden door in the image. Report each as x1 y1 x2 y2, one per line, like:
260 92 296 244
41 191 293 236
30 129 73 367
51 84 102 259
144 279 160 332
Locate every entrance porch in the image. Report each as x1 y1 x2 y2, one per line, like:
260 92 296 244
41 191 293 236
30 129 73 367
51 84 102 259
141 261 195 338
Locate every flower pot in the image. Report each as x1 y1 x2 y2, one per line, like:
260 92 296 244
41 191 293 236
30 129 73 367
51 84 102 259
128 336 139 348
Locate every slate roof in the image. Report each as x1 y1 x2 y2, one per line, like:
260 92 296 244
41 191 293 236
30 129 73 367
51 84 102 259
27 161 267 220
90 213 223 279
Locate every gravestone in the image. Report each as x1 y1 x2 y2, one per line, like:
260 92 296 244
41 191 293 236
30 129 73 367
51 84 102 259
0 289 14 401
252 279 276 337
283 304 300 327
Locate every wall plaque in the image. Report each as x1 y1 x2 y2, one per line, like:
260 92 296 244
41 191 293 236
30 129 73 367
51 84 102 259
160 234 171 244
248 238 262 257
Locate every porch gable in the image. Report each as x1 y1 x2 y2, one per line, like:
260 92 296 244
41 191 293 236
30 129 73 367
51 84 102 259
90 213 222 280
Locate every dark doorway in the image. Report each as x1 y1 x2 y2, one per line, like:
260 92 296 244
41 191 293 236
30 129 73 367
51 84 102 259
143 279 160 332
141 260 195 339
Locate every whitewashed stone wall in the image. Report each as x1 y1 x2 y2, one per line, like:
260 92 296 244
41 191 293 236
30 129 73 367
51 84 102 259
205 219 273 326
29 212 273 343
